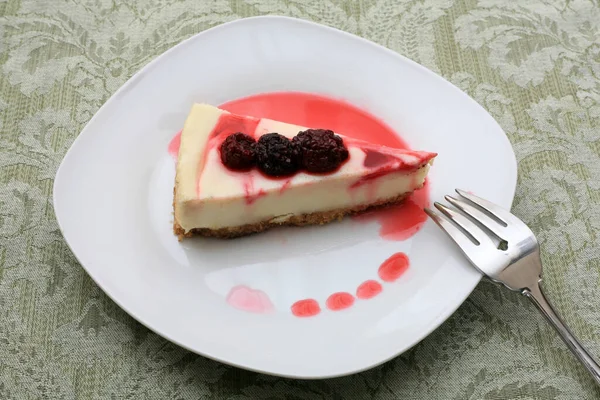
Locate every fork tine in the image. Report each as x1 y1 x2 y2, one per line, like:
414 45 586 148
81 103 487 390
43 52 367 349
455 189 511 226
424 207 480 251
445 195 506 240
433 202 496 247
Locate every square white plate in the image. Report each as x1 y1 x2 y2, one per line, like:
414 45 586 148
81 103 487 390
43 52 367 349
54 16 517 378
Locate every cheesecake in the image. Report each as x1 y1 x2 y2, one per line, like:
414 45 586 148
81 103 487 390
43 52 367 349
173 103 437 239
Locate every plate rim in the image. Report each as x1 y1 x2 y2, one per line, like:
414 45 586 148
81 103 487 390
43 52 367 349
53 15 517 379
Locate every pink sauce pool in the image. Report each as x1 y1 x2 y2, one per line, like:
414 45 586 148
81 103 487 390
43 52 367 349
354 180 431 241
226 285 274 314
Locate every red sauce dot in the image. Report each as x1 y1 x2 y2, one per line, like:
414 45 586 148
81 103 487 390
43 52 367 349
291 299 321 317
356 280 383 299
326 292 355 311
378 252 409 282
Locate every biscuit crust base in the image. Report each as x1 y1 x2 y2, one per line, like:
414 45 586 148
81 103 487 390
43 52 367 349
173 192 411 240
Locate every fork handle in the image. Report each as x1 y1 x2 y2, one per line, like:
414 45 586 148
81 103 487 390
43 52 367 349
523 281 600 385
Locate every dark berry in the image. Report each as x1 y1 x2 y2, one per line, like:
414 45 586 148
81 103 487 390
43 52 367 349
292 129 349 173
220 132 257 170
256 133 301 177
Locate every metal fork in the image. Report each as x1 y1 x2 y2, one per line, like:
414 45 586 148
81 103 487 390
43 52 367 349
425 189 600 385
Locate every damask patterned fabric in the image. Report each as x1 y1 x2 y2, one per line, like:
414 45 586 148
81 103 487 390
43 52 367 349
1 0 599 398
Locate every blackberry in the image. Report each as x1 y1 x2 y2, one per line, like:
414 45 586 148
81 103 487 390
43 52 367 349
256 133 301 177
219 132 257 170
293 129 349 173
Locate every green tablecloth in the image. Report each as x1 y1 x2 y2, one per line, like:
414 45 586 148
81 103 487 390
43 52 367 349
1 0 599 398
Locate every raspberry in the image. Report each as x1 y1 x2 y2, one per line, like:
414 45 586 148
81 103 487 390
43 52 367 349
256 133 301 177
293 129 349 173
219 132 257 170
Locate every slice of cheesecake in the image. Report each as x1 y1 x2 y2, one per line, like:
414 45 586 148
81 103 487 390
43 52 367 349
173 103 436 239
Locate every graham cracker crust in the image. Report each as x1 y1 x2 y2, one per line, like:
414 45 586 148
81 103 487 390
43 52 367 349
173 192 410 240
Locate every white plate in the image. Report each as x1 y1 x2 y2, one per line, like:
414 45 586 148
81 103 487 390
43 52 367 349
54 16 517 379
